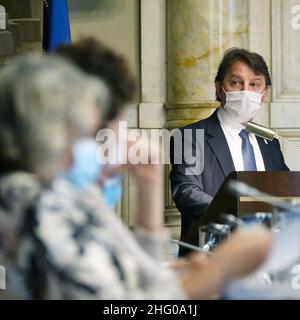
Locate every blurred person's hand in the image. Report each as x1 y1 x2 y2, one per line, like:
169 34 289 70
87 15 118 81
213 226 272 279
167 252 209 275
98 164 124 186
125 134 164 235
98 126 162 185
180 227 272 299
127 137 162 186
97 128 164 234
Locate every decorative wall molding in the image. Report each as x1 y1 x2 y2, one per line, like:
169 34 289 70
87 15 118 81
272 0 300 102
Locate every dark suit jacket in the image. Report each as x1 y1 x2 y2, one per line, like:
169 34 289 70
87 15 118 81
170 110 289 255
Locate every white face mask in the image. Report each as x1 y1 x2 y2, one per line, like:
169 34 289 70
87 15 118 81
222 87 264 124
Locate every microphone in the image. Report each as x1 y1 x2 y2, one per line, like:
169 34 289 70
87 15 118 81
246 121 300 150
227 180 300 215
245 122 276 141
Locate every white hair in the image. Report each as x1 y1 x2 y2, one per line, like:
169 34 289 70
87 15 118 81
0 54 110 178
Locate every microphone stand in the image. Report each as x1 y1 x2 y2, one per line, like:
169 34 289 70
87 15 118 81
170 239 214 256
275 136 300 151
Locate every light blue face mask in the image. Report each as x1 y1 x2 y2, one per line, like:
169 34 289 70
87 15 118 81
64 138 122 208
102 175 122 208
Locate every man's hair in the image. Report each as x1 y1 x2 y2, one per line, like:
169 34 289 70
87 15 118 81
55 38 136 122
215 48 271 102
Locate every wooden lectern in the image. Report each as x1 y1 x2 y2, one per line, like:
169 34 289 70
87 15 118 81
182 171 300 245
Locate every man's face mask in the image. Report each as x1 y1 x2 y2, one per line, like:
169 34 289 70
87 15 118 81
222 86 265 124
64 138 122 209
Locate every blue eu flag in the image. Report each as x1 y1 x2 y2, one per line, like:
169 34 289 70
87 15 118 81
43 0 71 52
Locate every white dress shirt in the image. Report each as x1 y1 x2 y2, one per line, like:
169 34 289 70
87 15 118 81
217 108 265 171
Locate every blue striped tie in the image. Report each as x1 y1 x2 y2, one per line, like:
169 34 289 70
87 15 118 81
239 129 257 171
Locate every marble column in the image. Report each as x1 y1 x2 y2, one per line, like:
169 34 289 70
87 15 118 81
165 0 250 240
166 0 250 129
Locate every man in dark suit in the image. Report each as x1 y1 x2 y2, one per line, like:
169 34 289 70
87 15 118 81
170 48 289 256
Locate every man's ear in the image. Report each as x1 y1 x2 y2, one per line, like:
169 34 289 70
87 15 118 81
262 86 271 102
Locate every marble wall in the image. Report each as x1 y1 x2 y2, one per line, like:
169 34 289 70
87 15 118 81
68 0 141 226
272 0 300 103
271 0 300 170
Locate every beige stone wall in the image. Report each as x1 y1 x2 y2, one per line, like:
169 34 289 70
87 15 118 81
68 0 140 104
68 0 141 225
